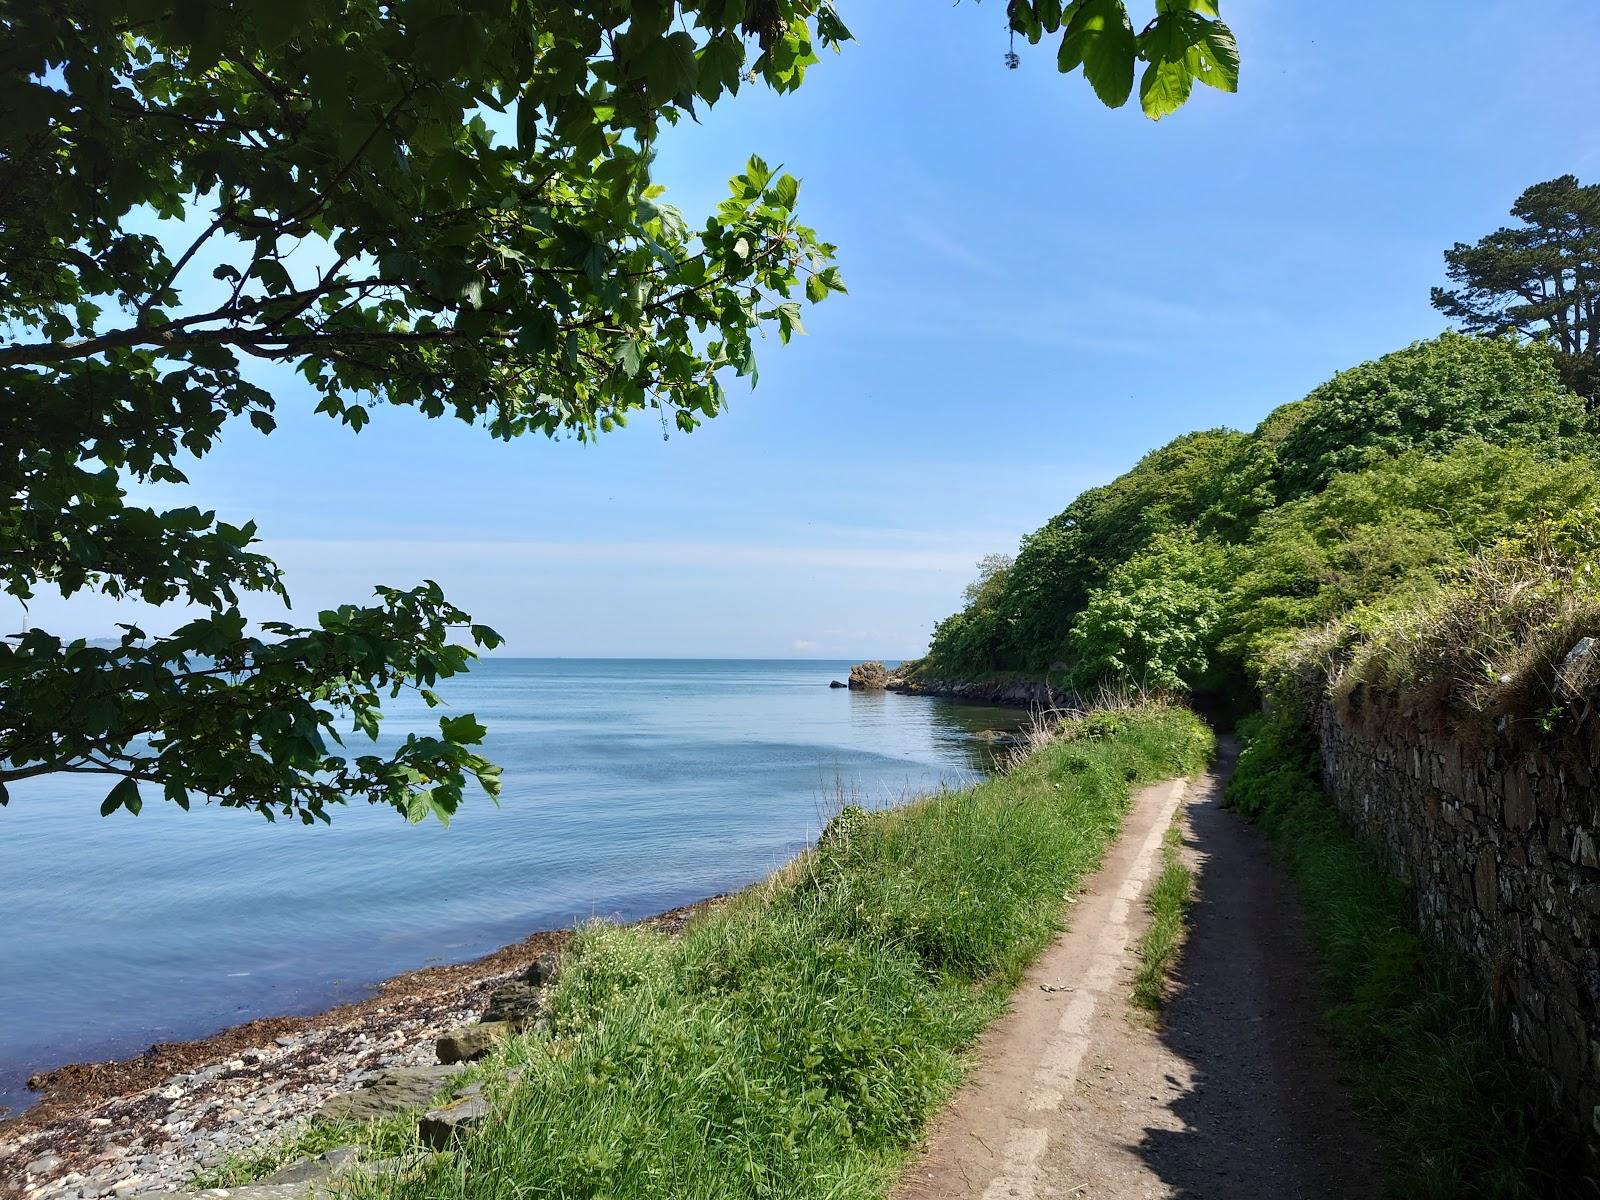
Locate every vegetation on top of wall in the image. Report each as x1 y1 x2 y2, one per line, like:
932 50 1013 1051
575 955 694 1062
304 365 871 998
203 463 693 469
1279 505 1600 740
921 332 1600 711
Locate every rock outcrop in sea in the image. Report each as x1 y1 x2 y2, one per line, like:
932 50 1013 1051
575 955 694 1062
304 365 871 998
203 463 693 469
846 661 890 690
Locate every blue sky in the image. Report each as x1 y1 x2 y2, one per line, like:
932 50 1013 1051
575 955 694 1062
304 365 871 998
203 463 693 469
16 1 1600 658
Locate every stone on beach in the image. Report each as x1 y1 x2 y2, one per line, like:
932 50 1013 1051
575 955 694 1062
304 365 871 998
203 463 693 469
418 1095 492 1149
481 982 545 1029
317 1064 458 1122
520 951 562 987
434 1021 515 1064
259 1146 360 1185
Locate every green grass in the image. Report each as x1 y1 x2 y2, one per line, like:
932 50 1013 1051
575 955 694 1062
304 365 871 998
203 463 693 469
253 703 1210 1200
188 1115 423 1189
1130 821 1193 1014
1228 709 1589 1199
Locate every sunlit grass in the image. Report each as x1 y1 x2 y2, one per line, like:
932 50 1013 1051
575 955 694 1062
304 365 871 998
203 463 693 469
267 703 1212 1200
1130 821 1193 1014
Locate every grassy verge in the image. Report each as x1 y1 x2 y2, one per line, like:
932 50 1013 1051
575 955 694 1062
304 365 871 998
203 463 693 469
1130 820 1193 1014
231 704 1209 1200
1227 708 1587 1199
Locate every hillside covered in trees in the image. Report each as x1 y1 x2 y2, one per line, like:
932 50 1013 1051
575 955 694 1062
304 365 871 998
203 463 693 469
914 331 1600 726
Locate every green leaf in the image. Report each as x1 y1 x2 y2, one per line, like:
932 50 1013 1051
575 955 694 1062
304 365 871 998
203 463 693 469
615 339 644 377
640 30 699 99
1188 20 1239 92
515 92 539 150
469 623 504 649
102 776 142 817
441 712 489 745
774 301 806 343
1139 57 1194 119
745 155 773 192
697 32 745 100
806 273 829 303
773 173 800 211
1058 0 1136 109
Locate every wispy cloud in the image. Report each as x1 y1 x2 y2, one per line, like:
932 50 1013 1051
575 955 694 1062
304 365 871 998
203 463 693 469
899 218 1007 278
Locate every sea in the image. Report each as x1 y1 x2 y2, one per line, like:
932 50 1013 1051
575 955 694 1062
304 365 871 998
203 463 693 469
0 658 1024 1116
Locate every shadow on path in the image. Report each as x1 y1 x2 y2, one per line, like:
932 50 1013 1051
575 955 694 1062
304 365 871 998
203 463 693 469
1133 737 1383 1198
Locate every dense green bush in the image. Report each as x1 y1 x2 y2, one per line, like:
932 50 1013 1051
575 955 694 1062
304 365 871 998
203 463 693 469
1272 333 1590 497
1069 531 1229 691
1295 504 1600 731
929 428 1250 671
1222 444 1600 672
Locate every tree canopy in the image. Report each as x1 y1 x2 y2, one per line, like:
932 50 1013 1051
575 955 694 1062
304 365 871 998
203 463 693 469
1432 174 1600 401
0 1 1242 820
920 333 1599 693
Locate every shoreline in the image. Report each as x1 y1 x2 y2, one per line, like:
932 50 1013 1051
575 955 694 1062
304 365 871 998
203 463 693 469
1 678 1017 1199
887 674 1075 710
0 898 722 1200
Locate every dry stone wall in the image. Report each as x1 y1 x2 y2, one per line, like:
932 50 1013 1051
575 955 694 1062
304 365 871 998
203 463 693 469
1315 694 1600 1155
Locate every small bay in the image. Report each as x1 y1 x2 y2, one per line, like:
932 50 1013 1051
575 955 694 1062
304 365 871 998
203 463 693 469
0 658 1022 1116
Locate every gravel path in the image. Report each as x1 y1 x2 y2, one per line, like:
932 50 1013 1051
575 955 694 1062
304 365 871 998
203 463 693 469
894 747 1382 1199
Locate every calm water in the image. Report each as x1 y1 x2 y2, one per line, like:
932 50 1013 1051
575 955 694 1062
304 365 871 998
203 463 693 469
0 659 1023 1115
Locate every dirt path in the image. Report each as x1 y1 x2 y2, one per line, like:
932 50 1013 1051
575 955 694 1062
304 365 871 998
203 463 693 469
893 744 1381 1200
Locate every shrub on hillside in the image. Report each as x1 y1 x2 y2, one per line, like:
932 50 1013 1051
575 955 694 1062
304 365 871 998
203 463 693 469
1069 532 1229 692
1273 332 1591 497
1223 444 1600 672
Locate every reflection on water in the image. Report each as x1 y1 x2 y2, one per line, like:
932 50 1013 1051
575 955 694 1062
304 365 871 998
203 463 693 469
0 659 1026 1114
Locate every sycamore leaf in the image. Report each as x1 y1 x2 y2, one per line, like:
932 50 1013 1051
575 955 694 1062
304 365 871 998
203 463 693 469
1188 19 1239 92
441 712 488 744
1058 0 1136 109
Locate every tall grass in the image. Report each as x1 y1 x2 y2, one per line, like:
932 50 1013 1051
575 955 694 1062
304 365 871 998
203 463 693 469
1129 821 1192 1013
1228 709 1588 1198
331 704 1212 1200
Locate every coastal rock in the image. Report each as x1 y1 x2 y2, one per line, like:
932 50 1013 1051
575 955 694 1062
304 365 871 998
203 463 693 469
129 1187 313 1200
972 729 1026 747
520 951 562 987
418 1095 492 1148
846 661 889 690
828 679 846 689
888 668 1076 710
260 1147 360 1185
317 1064 457 1123
435 1021 514 1064
482 982 544 1029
